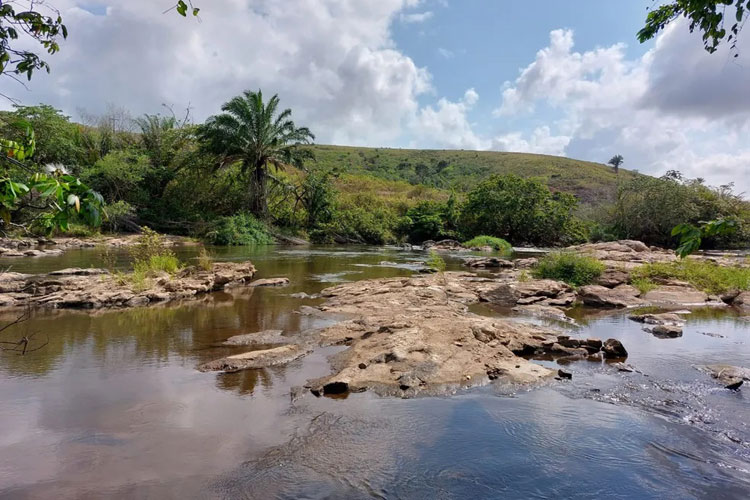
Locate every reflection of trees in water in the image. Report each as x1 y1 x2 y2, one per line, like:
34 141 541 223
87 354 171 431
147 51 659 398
0 286 317 381
216 368 273 396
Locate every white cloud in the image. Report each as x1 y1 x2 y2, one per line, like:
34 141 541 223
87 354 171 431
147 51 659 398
400 11 433 24
412 88 486 150
495 24 750 193
492 126 570 157
0 0 431 146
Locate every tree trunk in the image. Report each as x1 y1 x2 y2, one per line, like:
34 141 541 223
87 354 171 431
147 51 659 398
250 161 268 219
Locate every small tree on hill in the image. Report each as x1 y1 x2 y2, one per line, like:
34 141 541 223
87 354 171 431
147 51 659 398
608 155 624 174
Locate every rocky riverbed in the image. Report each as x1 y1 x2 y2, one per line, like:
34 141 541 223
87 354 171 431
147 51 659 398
0 262 259 309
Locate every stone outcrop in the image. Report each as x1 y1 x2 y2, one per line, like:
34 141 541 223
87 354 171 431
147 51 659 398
479 279 574 307
221 330 287 347
0 261 257 310
303 273 629 397
249 277 290 287
643 286 711 306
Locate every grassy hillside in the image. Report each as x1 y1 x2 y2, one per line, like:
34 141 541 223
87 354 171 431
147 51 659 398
309 145 636 204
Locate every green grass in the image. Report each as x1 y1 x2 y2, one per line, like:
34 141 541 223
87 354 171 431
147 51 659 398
631 259 750 295
308 145 636 205
533 252 605 287
463 235 512 254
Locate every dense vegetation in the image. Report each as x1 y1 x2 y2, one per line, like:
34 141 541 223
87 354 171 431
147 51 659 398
1 97 748 249
631 259 750 295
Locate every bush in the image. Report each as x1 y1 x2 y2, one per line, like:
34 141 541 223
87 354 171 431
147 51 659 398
630 259 750 295
204 213 273 246
130 227 173 263
310 206 397 244
196 247 213 271
463 235 512 254
533 252 605 287
103 200 135 233
460 175 583 246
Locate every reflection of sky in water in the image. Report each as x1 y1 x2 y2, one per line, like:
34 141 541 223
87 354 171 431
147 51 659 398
0 247 749 497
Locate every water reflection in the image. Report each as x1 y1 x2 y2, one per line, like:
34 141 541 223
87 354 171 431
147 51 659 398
0 245 749 498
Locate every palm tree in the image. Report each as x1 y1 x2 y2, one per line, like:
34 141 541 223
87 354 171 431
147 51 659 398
198 90 314 218
608 154 624 174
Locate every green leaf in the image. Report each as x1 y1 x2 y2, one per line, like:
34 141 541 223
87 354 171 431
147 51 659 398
176 1 188 16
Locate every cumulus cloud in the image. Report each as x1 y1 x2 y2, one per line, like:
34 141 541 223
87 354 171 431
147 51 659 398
412 88 486 150
0 0 431 146
495 23 750 192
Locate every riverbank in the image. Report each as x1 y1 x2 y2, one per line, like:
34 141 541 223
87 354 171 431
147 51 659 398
0 262 259 309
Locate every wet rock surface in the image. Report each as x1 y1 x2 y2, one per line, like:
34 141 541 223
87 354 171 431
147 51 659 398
0 261 257 310
300 273 627 397
696 364 750 389
0 234 194 258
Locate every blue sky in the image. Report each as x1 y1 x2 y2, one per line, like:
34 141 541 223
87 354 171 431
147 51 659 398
1 0 749 192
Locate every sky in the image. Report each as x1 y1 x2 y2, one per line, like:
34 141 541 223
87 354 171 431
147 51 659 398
2 0 750 194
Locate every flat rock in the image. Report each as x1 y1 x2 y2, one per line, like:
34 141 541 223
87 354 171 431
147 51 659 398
0 261 257 310
643 286 709 306
579 285 645 308
649 324 683 338
48 268 110 276
198 344 309 373
222 330 286 346
249 277 290 287
696 364 750 386
628 312 686 325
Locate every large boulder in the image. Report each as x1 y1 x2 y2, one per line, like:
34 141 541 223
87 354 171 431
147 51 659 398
578 284 645 308
732 291 750 309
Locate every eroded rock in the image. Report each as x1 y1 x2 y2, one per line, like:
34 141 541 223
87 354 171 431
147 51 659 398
579 285 645 308
249 277 290 287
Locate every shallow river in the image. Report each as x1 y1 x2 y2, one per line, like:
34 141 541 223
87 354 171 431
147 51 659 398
0 246 748 499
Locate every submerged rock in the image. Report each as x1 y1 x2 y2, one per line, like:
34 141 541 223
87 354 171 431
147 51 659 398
649 324 684 338
696 364 750 389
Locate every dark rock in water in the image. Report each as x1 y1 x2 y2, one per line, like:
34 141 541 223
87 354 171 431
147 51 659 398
695 364 750 387
699 331 725 339
463 257 513 269
726 380 743 391
557 369 572 380
322 381 349 395
602 338 628 359
650 324 683 338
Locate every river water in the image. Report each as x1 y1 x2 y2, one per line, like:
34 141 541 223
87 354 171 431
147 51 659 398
0 245 748 499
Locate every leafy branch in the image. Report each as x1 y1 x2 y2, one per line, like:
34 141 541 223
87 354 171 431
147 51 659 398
672 217 739 258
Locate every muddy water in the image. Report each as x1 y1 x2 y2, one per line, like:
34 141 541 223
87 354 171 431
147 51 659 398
0 246 748 499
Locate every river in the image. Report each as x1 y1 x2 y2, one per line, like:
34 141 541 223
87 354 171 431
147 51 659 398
0 245 748 498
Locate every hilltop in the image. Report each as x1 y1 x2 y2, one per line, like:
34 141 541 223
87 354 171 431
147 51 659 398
308 145 635 205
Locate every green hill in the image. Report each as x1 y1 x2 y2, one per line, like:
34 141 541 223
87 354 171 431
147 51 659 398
308 145 634 205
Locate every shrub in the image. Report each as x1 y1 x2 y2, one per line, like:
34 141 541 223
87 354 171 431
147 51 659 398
204 213 273 246
426 250 446 273
103 200 135 233
310 207 397 244
196 247 213 271
630 259 750 295
533 252 605 287
130 227 172 263
463 235 512 255
460 174 582 246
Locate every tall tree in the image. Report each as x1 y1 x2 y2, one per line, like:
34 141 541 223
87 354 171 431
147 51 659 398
198 90 314 218
608 154 624 174
638 1 750 54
